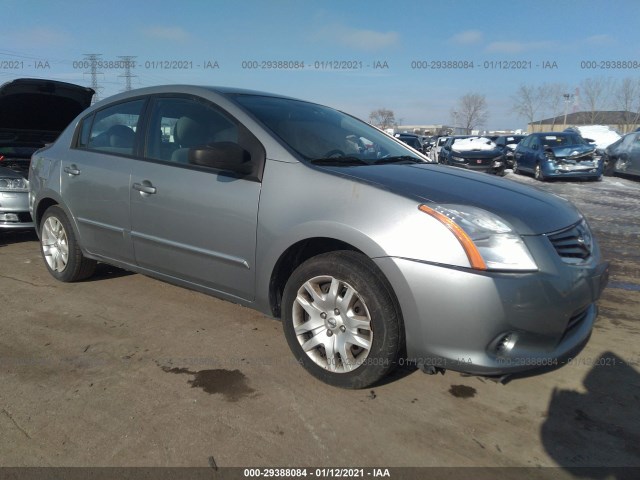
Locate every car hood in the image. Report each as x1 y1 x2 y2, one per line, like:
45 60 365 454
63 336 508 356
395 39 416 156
323 163 581 235
0 78 94 147
546 144 595 159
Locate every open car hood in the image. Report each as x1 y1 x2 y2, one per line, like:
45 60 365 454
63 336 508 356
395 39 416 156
0 78 94 147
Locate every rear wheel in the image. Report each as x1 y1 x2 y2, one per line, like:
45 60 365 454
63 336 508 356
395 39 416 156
282 251 402 389
40 206 96 282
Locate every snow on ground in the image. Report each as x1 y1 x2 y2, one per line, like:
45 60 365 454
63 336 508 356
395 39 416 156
570 125 621 150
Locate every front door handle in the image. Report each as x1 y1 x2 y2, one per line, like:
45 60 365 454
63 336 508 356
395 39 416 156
63 165 80 176
133 182 157 195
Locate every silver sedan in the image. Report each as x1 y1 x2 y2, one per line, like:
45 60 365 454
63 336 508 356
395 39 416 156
29 85 609 388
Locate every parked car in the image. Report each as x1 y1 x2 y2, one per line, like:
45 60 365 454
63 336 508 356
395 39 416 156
30 85 608 388
395 133 428 156
430 135 449 162
602 131 640 178
494 135 526 168
439 135 506 175
0 78 94 230
513 132 601 181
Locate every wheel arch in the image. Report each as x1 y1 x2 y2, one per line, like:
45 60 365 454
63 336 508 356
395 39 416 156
34 197 59 232
267 237 404 335
268 237 361 319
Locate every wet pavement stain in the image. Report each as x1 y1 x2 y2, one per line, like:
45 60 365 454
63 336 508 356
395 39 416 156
449 385 477 399
607 281 640 292
162 366 255 401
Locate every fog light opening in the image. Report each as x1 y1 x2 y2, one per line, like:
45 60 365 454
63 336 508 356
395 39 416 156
0 213 20 222
495 332 517 356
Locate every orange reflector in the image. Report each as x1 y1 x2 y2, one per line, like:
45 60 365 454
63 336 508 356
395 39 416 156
418 204 487 270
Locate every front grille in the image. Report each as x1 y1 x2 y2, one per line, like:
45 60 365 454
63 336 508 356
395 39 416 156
547 220 593 262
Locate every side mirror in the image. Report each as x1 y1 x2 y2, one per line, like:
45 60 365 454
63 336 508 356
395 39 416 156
532 144 539 150
189 142 253 175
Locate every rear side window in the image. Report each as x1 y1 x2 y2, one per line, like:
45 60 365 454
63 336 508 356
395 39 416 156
77 99 146 156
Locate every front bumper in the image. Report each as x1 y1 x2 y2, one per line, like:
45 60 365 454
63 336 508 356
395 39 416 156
0 191 34 229
450 159 505 175
374 240 609 376
543 161 602 178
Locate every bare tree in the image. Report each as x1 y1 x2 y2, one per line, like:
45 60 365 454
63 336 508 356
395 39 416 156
511 84 544 132
613 77 640 132
453 93 488 133
580 77 614 124
369 108 397 130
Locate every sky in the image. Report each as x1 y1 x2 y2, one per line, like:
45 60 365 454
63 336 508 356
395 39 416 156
2 0 640 130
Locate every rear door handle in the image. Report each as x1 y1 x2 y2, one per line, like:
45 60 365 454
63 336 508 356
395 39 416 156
133 182 157 195
63 165 80 176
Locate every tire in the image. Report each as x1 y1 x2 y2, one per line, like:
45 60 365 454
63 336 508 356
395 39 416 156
513 159 520 175
534 163 546 181
603 154 615 176
282 250 402 389
40 205 96 282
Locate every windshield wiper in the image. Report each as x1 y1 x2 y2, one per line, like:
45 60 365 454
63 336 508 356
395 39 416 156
309 156 368 166
373 155 423 165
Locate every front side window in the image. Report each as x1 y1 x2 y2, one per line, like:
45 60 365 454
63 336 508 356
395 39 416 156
144 96 239 164
82 99 146 156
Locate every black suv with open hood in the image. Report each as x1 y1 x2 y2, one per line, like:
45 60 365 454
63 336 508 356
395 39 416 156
0 78 94 230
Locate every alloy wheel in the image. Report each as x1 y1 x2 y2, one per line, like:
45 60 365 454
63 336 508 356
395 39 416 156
291 275 373 373
41 216 69 272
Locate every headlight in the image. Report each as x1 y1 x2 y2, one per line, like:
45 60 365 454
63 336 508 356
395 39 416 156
0 177 28 191
451 155 464 162
418 204 538 272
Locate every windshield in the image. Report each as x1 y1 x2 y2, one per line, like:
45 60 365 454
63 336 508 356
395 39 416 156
233 95 424 165
541 134 587 147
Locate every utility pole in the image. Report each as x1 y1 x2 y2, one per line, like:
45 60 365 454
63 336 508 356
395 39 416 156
563 93 574 128
83 53 103 104
118 56 137 91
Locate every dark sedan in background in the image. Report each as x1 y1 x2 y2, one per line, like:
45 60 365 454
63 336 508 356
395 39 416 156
438 135 505 175
513 132 601 181
395 133 429 155
603 131 640 178
495 134 525 168
0 78 94 230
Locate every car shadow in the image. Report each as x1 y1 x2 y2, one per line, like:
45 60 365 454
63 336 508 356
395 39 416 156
0 229 38 247
88 262 136 281
541 351 640 478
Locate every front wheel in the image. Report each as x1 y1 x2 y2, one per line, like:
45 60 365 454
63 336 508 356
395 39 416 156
513 159 520 174
40 205 96 282
282 251 402 389
534 163 546 181
603 154 616 176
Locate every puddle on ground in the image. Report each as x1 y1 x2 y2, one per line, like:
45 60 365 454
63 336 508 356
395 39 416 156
162 366 255 401
607 281 640 292
449 385 477 399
